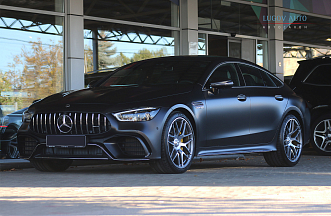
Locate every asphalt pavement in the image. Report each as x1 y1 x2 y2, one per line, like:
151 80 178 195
0 149 330 215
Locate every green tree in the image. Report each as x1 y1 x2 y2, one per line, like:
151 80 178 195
131 48 167 62
113 52 131 67
5 38 64 108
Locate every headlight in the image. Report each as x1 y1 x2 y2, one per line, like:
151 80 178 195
22 110 33 123
113 107 160 122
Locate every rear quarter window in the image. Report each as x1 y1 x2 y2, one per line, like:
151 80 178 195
304 64 331 86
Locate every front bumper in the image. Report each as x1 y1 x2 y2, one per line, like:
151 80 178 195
18 111 165 161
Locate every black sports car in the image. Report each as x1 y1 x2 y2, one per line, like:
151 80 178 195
18 56 310 173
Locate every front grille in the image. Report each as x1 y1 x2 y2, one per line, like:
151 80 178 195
30 112 111 135
19 136 38 156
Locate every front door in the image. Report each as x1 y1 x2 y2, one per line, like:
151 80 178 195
204 63 250 148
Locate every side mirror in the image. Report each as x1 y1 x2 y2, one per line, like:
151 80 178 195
87 80 97 88
210 80 234 89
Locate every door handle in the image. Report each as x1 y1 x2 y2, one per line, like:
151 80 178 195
237 94 246 101
275 95 283 101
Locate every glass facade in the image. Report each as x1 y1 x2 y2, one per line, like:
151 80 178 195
283 0 331 16
83 0 179 27
198 33 207 55
283 12 331 46
256 40 268 69
84 20 179 72
0 0 64 12
0 9 64 115
198 0 268 38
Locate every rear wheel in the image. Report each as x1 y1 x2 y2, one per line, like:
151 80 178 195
30 159 73 172
264 114 303 167
150 112 195 174
311 114 331 156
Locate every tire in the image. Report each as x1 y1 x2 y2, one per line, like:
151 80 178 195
30 159 73 172
150 112 195 174
3 125 20 159
264 114 303 167
311 114 331 156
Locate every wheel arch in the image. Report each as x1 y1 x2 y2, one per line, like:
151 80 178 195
161 104 198 155
311 105 331 123
282 107 307 144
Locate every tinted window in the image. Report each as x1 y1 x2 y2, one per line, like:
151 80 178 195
305 64 331 85
208 63 240 86
269 73 283 87
100 60 211 87
238 64 264 86
260 71 276 87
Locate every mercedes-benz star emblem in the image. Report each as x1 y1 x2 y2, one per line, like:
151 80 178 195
57 114 73 133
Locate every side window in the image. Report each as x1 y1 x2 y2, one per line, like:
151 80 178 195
304 64 331 85
268 73 283 87
260 71 276 87
208 63 240 86
238 64 264 86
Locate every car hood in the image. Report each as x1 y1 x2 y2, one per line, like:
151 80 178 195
32 85 193 109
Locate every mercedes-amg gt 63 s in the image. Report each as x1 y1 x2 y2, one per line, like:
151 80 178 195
18 56 310 174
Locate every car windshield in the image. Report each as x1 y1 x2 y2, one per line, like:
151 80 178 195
99 60 211 87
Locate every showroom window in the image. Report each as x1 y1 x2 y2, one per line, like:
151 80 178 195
256 40 268 69
198 33 207 55
283 45 331 77
283 12 331 47
0 0 64 12
198 0 268 38
283 0 331 16
83 0 179 27
84 20 179 72
0 9 64 115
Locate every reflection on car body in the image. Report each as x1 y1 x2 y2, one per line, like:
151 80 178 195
18 56 310 173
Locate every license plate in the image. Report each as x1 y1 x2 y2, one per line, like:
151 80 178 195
46 135 86 148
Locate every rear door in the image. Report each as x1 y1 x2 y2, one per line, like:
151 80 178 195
237 63 288 145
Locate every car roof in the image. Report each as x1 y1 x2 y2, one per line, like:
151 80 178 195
141 55 253 63
298 56 331 65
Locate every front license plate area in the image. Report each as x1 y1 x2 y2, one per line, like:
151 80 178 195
46 135 86 148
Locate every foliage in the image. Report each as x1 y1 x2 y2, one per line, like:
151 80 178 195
0 38 64 113
131 48 167 62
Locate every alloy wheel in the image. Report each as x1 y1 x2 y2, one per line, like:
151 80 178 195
283 118 302 162
167 117 194 168
313 119 331 153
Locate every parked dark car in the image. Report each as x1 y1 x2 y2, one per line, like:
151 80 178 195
18 56 310 173
1 108 28 158
289 56 331 155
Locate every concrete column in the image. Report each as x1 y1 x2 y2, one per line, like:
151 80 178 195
180 0 198 55
65 0 85 90
269 0 284 80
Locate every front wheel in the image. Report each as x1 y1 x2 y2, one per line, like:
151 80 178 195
3 125 20 159
311 114 331 156
150 112 195 174
30 159 73 172
264 114 303 167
